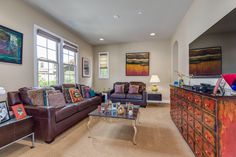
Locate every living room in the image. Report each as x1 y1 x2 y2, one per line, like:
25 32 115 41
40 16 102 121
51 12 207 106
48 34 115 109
1 0 236 157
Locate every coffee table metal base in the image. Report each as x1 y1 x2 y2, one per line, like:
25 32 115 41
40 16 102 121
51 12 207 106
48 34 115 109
87 116 138 145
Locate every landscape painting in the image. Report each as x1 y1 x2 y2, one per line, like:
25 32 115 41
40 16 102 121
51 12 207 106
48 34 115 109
126 52 149 76
189 47 222 77
0 25 23 64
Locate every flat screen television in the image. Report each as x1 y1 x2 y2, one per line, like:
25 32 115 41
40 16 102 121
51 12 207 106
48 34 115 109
189 8 236 78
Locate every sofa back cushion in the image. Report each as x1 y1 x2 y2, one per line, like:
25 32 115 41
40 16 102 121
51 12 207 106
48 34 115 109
27 89 45 106
113 82 129 93
114 84 124 93
129 82 146 93
47 90 66 108
128 85 139 94
7 92 22 107
18 87 32 105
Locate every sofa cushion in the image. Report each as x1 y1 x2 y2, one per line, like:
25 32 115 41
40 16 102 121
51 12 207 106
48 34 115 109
69 88 83 103
111 93 126 99
27 89 45 106
81 86 90 98
113 82 129 93
18 87 32 105
128 85 139 94
126 94 143 100
47 91 66 108
130 82 146 93
73 100 91 111
7 92 22 106
114 84 124 93
55 104 78 122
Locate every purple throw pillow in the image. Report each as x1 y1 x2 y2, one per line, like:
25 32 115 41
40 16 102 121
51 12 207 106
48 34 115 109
115 84 124 93
128 85 139 94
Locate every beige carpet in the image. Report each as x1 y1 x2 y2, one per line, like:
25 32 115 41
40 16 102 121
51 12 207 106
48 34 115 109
0 104 194 157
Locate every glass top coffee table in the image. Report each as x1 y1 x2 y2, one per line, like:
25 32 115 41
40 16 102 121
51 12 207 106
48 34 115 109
87 106 140 145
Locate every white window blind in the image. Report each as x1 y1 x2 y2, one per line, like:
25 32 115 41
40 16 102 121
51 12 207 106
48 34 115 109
99 52 109 79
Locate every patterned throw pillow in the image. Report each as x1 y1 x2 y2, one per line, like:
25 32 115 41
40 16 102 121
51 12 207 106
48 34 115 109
89 89 96 97
81 86 91 98
47 90 66 108
128 85 139 94
69 88 83 103
27 89 45 106
63 88 73 103
115 84 124 93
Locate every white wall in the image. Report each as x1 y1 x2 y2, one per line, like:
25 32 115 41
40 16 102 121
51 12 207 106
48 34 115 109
0 0 93 92
93 40 171 101
171 0 236 84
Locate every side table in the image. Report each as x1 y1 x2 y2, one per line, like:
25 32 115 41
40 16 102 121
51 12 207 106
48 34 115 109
147 92 162 103
0 116 35 150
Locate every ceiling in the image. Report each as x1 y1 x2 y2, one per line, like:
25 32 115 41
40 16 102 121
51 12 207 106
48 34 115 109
24 0 193 45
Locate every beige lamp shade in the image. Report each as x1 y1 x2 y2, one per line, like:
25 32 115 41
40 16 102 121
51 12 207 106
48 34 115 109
150 75 160 83
0 87 6 95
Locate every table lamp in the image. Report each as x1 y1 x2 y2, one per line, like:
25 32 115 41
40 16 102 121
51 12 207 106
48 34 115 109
150 75 160 92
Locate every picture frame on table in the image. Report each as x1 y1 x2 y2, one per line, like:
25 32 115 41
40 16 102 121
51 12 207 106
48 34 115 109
82 57 90 78
11 104 27 120
0 101 11 124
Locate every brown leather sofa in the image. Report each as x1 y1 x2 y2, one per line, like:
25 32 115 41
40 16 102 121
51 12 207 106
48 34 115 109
108 82 147 107
7 85 102 143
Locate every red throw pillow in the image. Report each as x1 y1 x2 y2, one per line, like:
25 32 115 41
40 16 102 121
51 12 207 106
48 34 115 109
115 84 124 93
69 88 84 103
128 85 139 94
11 104 27 120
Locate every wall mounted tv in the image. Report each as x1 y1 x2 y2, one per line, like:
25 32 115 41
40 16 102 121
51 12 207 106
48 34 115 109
189 8 236 78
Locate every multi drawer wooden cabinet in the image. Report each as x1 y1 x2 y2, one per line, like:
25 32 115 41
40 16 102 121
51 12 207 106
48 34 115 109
170 85 236 157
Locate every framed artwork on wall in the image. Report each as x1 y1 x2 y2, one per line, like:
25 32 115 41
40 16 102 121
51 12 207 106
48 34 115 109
82 57 90 77
0 25 23 64
189 47 222 77
126 52 149 76
0 101 10 124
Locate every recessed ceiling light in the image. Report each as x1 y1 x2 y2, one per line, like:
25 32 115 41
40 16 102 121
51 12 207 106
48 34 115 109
138 11 143 15
99 38 104 41
150 33 156 36
113 15 120 19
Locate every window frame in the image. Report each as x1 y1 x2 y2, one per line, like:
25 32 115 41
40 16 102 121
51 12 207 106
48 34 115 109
62 47 78 84
34 25 79 87
98 52 109 79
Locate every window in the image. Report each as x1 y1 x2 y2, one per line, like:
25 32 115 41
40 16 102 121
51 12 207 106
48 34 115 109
98 52 109 79
36 32 59 87
35 26 78 87
63 41 77 83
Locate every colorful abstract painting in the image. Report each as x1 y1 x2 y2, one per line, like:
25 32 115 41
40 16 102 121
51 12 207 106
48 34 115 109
126 52 149 76
189 47 222 77
0 25 23 64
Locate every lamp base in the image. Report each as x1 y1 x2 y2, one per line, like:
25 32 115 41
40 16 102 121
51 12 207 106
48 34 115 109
151 84 158 92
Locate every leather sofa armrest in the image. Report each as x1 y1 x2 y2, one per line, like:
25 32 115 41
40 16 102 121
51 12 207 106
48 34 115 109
107 89 115 99
24 105 56 119
24 105 57 143
142 91 147 102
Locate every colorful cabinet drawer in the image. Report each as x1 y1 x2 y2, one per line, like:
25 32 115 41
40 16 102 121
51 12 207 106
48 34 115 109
170 85 236 157
193 94 202 107
202 97 216 114
203 113 216 130
203 141 216 157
